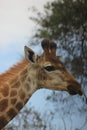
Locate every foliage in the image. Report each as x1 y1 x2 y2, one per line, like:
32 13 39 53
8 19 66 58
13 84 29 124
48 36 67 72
30 0 87 97
30 0 87 39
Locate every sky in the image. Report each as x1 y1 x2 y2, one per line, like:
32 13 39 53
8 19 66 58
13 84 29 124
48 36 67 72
0 0 53 72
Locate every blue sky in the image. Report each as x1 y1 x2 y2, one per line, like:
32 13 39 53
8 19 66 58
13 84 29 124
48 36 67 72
0 0 53 72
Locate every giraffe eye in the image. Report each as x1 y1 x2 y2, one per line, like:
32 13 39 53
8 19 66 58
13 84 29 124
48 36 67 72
44 66 56 71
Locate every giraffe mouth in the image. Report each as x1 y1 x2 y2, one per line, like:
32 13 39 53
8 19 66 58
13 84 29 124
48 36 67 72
67 81 83 96
67 85 78 95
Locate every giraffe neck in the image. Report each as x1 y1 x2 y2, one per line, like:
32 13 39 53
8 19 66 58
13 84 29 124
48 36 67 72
0 64 39 129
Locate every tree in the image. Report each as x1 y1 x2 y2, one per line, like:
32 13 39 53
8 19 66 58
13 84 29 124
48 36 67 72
30 0 87 38
30 0 87 99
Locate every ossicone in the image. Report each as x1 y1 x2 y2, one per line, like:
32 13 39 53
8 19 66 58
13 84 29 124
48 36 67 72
41 38 50 50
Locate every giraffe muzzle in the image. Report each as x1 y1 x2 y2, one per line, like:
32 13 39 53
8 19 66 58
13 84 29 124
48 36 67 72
67 81 83 96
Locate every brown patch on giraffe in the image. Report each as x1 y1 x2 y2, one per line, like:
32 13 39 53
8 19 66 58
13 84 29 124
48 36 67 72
10 90 17 97
25 82 31 91
7 108 17 119
32 81 35 86
38 69 47 81
10 77 18 85
19 89 26 100
11 81 20 88
20 68 28 81
20 68 28 76
20 74 28 82
0 94 2 99
0 116 8 129
0 99 8 112
11 98 17 105
24 95 32 104
27 77 31 82
24 98 29 104
0 84 9 97
16 102 23 111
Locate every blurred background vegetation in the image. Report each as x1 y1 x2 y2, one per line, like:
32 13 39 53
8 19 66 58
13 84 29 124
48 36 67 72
30 0 87 100
3 0 87 130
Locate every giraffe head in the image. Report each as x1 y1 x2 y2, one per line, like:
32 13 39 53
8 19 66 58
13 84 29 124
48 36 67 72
24 39 83 96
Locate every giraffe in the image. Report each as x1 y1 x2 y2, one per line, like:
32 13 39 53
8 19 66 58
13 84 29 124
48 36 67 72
0 39 83 129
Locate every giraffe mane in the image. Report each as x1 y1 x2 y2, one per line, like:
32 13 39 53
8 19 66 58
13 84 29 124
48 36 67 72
0 58 28 86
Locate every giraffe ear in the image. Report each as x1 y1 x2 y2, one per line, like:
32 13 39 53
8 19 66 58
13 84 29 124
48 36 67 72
24 46 35 63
